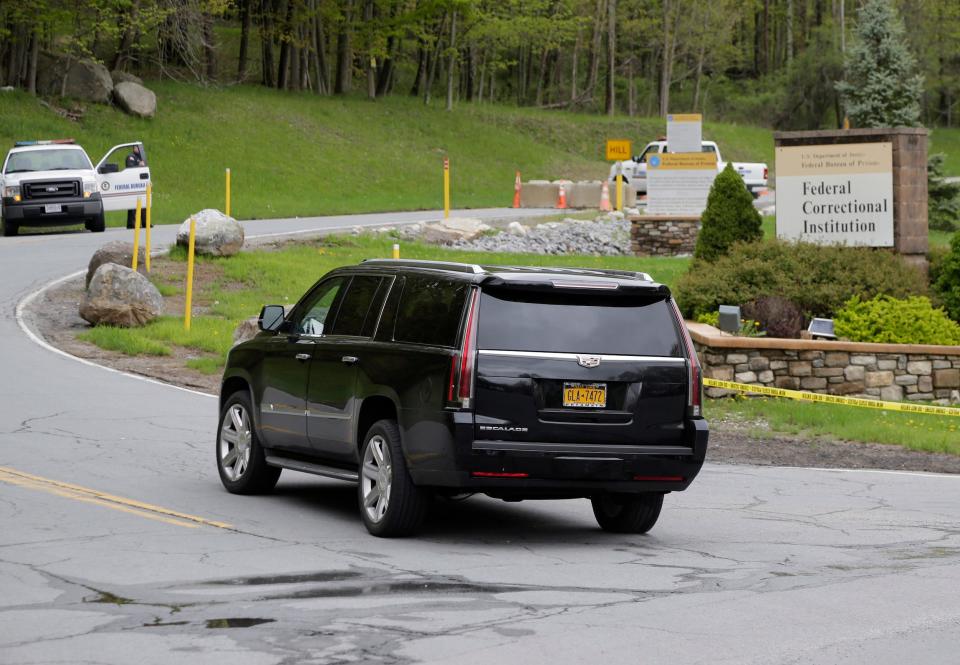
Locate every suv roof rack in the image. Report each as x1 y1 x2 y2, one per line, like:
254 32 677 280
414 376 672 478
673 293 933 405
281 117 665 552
361 258 485 274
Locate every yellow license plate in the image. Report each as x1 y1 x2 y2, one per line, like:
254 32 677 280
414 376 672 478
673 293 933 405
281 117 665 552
563 383 607 408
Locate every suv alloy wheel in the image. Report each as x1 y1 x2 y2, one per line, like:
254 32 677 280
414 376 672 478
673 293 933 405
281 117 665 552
358 419 429 537
216 391 281 494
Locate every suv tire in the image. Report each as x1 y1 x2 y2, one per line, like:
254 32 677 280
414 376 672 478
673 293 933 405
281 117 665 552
86 213 106 233
359 419 429 537
216 391 281 494
591 492 663 534
1 218 18 237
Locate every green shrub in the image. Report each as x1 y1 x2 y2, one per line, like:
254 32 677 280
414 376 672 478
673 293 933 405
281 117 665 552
694 163 763 262
933 232 960 321
676 239 928 319
834 295 960 345
695 311 720 327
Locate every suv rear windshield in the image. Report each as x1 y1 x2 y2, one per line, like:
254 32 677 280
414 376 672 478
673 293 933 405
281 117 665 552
477 290 682 357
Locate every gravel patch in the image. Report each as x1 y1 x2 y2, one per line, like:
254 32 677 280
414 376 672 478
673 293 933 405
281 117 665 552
445 214 632 255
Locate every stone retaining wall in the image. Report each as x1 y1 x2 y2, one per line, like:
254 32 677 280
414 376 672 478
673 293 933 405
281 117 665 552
630 216 699 256
688 322 960 404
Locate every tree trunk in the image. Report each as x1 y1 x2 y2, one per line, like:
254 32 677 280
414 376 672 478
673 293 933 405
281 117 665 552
569 27 580 103
659 0 673 116
203 12 217 81
786 0 794 65
535 47 548 106
238 0 252 82
477 48 487 103
605 0 616 115
376 34 396 97
311 6 328 94
424 17 444 105
334 1 353 94
584 0 605 102
445 10 457 111
26 29 38 95
260 0 276 87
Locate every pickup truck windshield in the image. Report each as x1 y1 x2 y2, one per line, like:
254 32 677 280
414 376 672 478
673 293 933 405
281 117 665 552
4 149 92 174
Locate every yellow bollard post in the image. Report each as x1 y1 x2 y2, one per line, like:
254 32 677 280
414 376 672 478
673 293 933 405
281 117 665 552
615 172 623 212
132 198 142 271
145 184 152 273
225 168 231 218
392 243 400 259
184 217 196 332
443 157 450 219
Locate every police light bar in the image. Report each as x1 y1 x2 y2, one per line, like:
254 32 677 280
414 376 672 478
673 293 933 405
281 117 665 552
14 139 76 146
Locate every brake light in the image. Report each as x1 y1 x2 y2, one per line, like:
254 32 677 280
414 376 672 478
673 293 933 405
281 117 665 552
670 299 702 417
763 167 769 180
447 288 480 408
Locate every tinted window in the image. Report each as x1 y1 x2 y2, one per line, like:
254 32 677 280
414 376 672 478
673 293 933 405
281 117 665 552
639 146 660 163
294 277 345 336
330 276 387 337
374 277 403 341
393 276 468 347
477 290 682 357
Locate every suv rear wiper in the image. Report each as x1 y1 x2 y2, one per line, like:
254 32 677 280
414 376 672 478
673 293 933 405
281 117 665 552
4 169 34 173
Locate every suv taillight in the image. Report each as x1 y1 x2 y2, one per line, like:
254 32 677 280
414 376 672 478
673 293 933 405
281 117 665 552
763 167 769 181
447 288 480 408
670 299 702 417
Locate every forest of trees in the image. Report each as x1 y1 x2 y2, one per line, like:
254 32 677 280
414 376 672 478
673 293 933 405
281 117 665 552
1 0 958 128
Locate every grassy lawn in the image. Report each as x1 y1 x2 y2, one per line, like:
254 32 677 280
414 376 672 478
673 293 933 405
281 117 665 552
79 233 689 374
707 395 960 456
0 83 774 229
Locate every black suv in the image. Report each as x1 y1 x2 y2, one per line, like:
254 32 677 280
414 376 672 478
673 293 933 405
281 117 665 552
217 260 707 536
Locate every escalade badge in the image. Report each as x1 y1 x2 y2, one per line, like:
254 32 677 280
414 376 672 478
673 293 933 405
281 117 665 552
577 355 601 368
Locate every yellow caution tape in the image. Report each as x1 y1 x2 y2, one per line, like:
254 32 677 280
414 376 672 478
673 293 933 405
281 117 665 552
703 378 960 417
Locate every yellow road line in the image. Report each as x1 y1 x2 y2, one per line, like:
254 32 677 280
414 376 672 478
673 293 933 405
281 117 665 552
704 378 960 417
0 466 233 530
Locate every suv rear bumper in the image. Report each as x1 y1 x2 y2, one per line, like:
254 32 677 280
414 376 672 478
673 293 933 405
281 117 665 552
409 416 708 497
2 195 102 225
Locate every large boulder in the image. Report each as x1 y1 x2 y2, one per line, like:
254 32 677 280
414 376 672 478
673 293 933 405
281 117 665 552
420 217 491 244
176 209 244 256
37 53 113 103
114 80 156 118
86 241 146 288
80 263 163 328
111 70 143 86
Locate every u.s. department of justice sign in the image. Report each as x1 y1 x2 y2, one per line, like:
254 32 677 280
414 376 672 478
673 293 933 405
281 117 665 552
775 142 894 246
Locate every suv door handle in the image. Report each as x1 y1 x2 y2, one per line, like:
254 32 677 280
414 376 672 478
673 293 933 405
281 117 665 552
295 353 311 361
341 356 359 365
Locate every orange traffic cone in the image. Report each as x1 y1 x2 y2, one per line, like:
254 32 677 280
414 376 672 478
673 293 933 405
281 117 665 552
512 171 522 208
556 182 568 209
599 180 612 211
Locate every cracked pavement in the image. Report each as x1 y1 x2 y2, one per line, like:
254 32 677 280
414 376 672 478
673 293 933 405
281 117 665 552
2 210 959 664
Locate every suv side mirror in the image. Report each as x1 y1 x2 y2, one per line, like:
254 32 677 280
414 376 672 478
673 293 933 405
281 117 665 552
258 305 286 332
99 163 119 174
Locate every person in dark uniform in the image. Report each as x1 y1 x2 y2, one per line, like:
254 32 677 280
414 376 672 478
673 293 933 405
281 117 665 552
125 146 146 229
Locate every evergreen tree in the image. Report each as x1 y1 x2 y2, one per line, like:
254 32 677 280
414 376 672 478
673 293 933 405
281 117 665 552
835 0 924 128
693 163 763 262
928 153 960 232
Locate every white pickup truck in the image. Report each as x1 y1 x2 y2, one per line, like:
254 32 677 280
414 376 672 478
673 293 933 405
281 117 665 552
1 139 151 237
609 140 768 197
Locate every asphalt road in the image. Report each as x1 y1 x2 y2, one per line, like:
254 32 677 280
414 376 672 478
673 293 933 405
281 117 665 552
2 209 959 664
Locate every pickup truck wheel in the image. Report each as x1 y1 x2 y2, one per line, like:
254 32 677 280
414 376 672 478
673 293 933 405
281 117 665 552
1 218 18 237
359 419 428 537
85 214 105 233
591 492 663 534
216 391 281 495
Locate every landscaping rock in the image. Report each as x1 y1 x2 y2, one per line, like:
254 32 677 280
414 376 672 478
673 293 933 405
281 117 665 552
233 317 260 346
110 70 143 86
37 53 113 103
419 217 491 244
80 263 163 327
176 209 244 256
86 241 146 288
114 80 157 118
